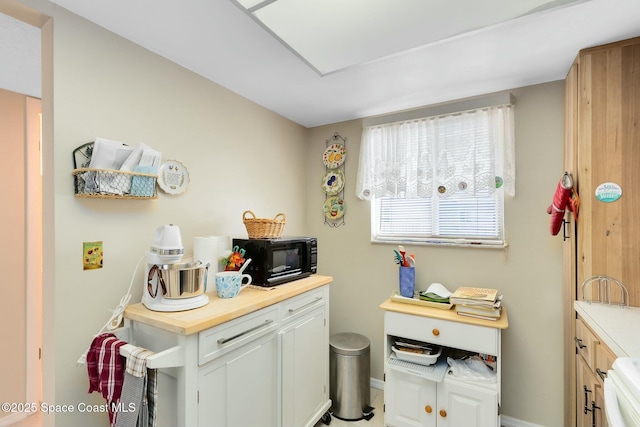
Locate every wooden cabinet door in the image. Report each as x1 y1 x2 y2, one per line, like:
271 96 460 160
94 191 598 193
280 307 327 427
576 354 600 427
576 38 640 306
593 383 608 427
385 368 437 427
198 333 278 427
437 378 498 427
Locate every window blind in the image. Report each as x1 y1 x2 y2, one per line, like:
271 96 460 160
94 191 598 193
358 95 514 247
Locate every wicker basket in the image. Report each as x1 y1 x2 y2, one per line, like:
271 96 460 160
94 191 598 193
72 168 158 199
243 210 286 239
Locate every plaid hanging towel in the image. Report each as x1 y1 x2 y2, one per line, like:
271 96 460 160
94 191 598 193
87 333 127 426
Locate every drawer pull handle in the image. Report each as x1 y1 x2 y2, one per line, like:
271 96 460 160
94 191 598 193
439 409 447 418
288 297 322 314
217 320 274 345
574 336 587 349
432 329 440 336
591 401 601 427
596 368 607 381
583 385 592 414
424 405 432 414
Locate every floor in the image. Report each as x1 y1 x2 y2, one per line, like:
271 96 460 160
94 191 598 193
10 388 384 427
315 387 385 427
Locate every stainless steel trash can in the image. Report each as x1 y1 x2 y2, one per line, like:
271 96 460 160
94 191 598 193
329 332 373 421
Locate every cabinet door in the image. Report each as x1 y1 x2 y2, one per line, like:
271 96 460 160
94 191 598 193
280 307 327 427
576 39 640 306
593 382 608 427
437 378 498 427
198 333 278 427
576 354 599 427
385 368 437 427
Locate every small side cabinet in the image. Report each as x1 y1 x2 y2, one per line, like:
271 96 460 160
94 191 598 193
380 300 508 427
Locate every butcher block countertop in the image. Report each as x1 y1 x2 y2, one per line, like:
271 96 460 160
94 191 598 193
124 274 333 335
379 298 509 329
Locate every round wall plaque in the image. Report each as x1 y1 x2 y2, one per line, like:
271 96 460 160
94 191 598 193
595 182 622 203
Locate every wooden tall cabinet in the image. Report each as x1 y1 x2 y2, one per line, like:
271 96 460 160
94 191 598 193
564 36 640 427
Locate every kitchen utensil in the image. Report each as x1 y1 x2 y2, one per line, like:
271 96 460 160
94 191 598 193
398 245 408 267
399 266 415 298
142 224 210 312
150 224 184 262
392 345 442 366
389 291 453 310
223 246 247 271
238 258 252 274
148 260 209 299
215 271 252 298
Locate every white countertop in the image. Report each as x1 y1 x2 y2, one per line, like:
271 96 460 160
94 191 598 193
575 301 640 358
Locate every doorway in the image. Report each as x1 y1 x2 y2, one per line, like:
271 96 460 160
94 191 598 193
0 89 42 427
0 10 43 427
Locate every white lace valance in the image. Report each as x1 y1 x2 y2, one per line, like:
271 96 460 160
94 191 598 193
356 104 515 200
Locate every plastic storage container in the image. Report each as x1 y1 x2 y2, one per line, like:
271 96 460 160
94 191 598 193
329 333 374 421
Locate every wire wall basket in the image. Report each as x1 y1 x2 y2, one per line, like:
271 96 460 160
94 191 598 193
72 142 158 199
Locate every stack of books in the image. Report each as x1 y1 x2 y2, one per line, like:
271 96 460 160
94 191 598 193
450 286 503 321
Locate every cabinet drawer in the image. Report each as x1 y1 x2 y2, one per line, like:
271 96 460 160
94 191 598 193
279 287 325 324
199 305 278 366
594 337 616 383
385 311 499 355
575 317 599 371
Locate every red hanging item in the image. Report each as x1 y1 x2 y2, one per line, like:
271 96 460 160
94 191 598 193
547 172 573 236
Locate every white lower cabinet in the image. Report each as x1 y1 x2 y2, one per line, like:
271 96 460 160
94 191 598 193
129 284 330 427
436 377 498 427
198 332 278 427
280 305 328 427
197 285 330 427
385 367 437 426
385 369 498 427
382 309 505 427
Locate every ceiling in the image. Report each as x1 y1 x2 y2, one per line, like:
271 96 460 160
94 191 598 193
33 0 640 126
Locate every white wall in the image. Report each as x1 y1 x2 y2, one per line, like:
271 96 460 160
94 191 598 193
306 81 566 427
3 0 567 425
4 1 310 426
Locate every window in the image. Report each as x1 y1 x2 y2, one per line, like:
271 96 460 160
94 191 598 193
356 98 515 247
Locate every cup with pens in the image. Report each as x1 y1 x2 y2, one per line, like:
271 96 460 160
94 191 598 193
394 246 416 298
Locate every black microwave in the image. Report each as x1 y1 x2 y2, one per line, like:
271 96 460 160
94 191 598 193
232 237 317 287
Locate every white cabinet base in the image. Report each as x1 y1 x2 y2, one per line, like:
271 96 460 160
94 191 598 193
128 284 331 427
381 303 507 427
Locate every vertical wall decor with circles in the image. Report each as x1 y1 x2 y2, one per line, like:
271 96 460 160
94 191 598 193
322 133 346 227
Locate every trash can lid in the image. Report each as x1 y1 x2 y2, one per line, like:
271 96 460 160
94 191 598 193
330 332 370 356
